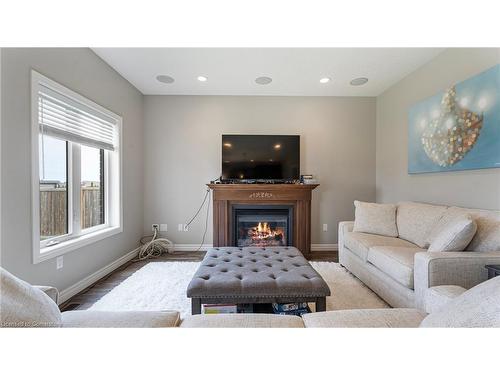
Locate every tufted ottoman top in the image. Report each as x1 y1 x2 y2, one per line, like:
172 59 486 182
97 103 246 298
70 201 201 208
187 247 330 298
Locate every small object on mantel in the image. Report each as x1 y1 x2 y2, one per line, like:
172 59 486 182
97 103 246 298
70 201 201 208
485 265 500 279
300 174 318 185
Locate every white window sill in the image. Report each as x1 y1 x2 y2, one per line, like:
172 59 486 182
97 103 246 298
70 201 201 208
33 226 122 264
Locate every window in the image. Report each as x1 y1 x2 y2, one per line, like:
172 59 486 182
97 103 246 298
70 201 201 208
31 71 122 263
80 145 105 230
39 135 68 240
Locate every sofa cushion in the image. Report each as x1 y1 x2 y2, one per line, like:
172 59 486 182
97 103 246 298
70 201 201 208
428 214 477 252
302 309 425 328
353 200 398 237
0 268 62 328
344 232 418 262
180 313 304 328
420 276 500 327
367 246 423 289
429 206 500 252
397 202 448 248
62 310 180 328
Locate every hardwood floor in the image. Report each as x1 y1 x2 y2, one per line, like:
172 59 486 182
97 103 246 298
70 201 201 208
59 250 338 312
310 251 339 262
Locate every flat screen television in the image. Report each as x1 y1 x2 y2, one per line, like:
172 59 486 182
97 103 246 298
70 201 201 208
221 135 300 182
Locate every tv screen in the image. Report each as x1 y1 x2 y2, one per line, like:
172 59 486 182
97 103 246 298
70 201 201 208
221 135 300 181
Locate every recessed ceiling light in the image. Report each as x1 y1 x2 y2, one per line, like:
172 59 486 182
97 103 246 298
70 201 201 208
274 144 281 149
197 76 208 82
319 77 331 83
255 76 272 85
350 77 369 86
156 75 174 84
223 142 232 148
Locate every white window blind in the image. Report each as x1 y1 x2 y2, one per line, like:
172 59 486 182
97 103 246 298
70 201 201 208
38 84 117 151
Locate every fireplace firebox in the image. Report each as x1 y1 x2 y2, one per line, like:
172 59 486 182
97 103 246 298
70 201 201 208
232 205 293 247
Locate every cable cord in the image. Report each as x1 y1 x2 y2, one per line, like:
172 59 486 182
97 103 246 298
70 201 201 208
194 189 211 252
134 227 174 262
181 187 211 253
185 188 210 227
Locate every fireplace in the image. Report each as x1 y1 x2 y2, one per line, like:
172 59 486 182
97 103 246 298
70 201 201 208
232 205 293 247
209 183 318 258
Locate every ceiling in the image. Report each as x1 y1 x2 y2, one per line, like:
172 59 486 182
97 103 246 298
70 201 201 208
92 48 444 97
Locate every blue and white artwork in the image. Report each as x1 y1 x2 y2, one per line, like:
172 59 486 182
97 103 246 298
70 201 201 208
408 64 500 174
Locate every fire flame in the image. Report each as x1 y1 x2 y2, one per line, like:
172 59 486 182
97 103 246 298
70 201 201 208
250 222 284 241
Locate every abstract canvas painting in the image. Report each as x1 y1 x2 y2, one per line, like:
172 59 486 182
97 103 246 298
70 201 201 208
408 64 500 173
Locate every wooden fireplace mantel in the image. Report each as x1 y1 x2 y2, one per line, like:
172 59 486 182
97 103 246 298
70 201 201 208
208 183 319 258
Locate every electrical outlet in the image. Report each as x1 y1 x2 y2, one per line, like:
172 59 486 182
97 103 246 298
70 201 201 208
152 224 159 232
322 224 328 232
178 224 184 231
56 256 64 270
183 224 189 232
160 224 168 232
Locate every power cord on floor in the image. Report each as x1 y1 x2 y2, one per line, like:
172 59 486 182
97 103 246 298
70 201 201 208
134 227 174 262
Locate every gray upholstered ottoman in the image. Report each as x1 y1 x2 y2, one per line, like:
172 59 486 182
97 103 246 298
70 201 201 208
187 246 331 315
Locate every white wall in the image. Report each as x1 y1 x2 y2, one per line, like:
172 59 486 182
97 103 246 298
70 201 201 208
144 95 376 246
0 48 144 291
376 48 500 209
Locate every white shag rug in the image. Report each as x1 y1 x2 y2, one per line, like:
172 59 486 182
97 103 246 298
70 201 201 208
89 261 388 319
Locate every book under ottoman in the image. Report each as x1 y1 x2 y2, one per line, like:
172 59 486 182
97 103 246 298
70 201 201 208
186 246 331 315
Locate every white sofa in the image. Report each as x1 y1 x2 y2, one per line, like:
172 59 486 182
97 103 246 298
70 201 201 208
339 201 500 310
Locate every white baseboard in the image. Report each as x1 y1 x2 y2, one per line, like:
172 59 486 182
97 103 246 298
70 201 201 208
311 244 338 252
58 247 139 304
174 243 338 252
174 244 215 252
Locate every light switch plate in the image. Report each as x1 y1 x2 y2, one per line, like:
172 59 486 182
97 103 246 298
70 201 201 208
178 224 184 231
322 224 328 232
160 224 168 232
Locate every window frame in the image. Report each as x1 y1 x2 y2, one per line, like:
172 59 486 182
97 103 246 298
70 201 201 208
31 71 123 264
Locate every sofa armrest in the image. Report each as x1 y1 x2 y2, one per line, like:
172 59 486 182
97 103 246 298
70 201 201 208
61 310 180 328
34 285 59 304
338 221 354 250
414 251 500 310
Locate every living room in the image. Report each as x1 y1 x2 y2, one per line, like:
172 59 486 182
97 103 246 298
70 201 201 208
1 1 499 373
